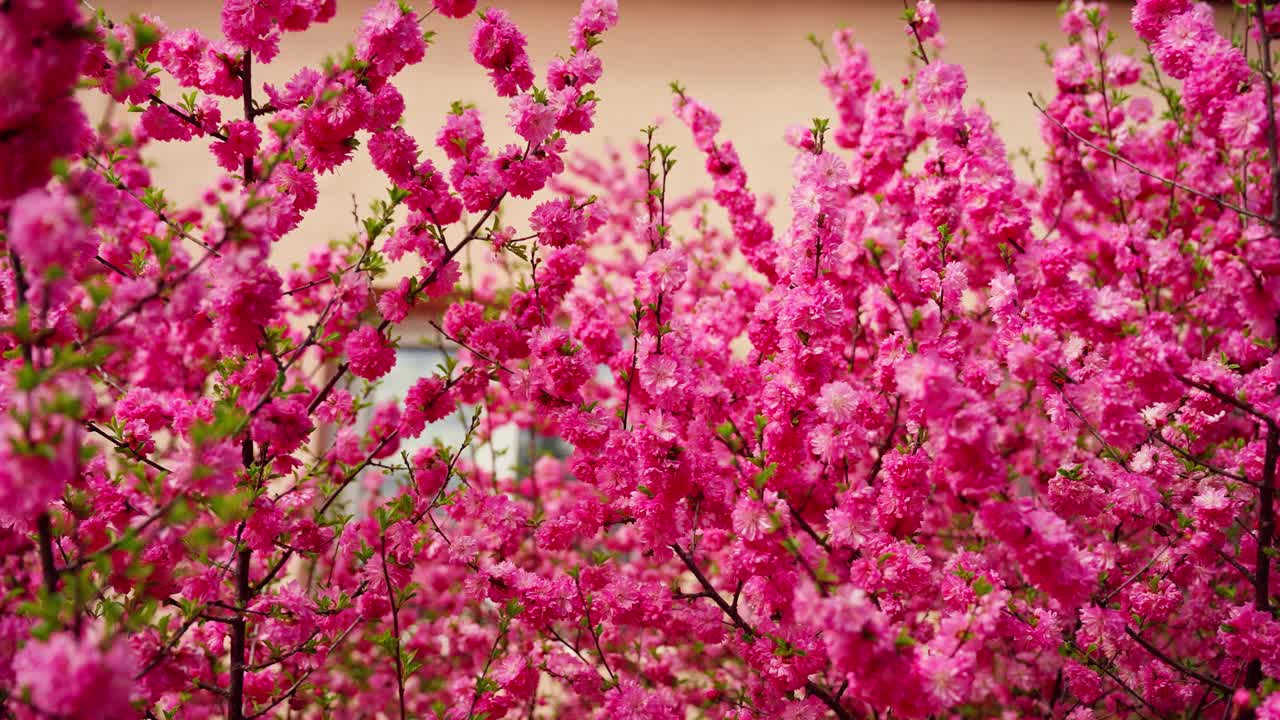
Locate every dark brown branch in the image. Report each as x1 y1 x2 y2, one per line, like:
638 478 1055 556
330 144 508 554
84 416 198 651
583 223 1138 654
255 426 406 594
13 248 59 600
146 93 227 141
309 190 512 416
68 497 177 572
670 543 853 720
245 619 360 720
378 537 407 720
1246 5 1279 707
866 397 902 486
787 504 830 552
1173 373 1276 430
1243 426 1277 701
35 513 58 596
84 421 172 474
1257 0 1280 228
194 679 231 697
83 154 222 255
1123 627 1231 694
574 572 617 685
241 50 256 184
1148 431 1257 487
227 546 250 720
902 0 931 64
1030 94 1270 225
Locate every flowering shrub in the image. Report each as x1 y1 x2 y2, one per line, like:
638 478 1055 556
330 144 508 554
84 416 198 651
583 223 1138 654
2 0 1280 717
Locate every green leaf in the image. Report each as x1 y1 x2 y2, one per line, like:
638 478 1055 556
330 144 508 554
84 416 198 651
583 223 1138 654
753 462 777 490
209 489 255 522
973 576 994 596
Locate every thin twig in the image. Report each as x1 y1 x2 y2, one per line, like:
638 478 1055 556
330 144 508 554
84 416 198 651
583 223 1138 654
1124 627 1231 694
1030 94 1270 225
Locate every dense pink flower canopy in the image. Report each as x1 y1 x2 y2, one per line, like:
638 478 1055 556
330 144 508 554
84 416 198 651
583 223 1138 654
2 0 1280 718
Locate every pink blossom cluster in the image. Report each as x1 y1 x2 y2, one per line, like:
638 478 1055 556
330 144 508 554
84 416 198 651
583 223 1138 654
2 0 1280 718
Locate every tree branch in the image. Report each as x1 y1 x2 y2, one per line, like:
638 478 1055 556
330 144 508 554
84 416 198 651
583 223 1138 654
670 543 853 720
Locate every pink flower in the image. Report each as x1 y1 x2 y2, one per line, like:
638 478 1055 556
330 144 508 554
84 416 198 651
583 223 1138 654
816 381 858 424
1131 0 1190 42
569 0 618 51
315 388 354 424
140 103 197 142
356 0 427 79
1152 6 1214 79
153 28 208 88
344 326 397 380
640 354 678 394
547 51 603 91
894 353 956 410
12 629 134 717
508 93 558 146
368 127 420 185
6 189 94 279
378 278 413 324
211 119 261 173
640 248 687 297
915 62 967 130
433 0 476 18
0 96 90 201
910 0 940 41
601 681 681 719
471 9 534 97
1191 485 1233 530
919 651 966 707
437 107 486 161
643 408 677 441
400 375 457 438
529 198 589 248
443 301 484 342
174 440 241 494
731 494 774 541
1258 693 1280 720
0 440 76 527
251 396 315 455
243 498 284 552
222 0 281 61
207 258 283 354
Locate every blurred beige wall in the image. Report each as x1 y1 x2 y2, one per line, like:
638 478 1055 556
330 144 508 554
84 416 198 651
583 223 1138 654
88 1 1172 271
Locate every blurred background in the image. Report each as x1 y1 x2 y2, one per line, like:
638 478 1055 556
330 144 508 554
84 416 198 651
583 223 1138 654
85 0 1189 269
